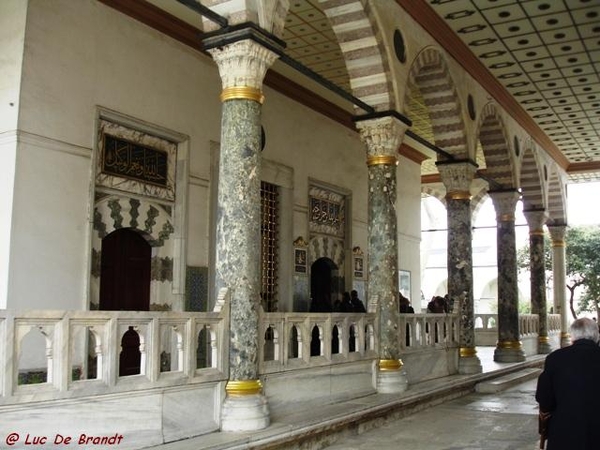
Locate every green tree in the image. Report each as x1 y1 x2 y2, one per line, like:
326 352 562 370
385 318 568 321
517 225 600 320
565 226 600 319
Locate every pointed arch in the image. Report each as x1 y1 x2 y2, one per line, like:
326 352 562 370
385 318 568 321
520 144 546 211
477 104 515 189
421 185 445 206
318 0 394 111
406 47 470 159
547 166 568 226
470 189 488 221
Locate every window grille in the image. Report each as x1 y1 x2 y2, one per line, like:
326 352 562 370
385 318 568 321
261 181 279 312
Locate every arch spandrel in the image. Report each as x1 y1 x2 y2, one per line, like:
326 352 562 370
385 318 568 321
520 145 546 212
476 103 516 190
318 0 395 112
406 47 470 161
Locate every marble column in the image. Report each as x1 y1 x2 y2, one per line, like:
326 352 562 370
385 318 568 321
548 225 570 347
490 190 525 362
355 114 408 393
523 209 552 354
205 35 280 431
436 160 482 374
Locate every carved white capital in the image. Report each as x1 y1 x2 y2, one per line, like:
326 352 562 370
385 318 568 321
209 40 279 90
523 209 548 232
489 190 520 220
548 224 567 242
355 117 408 158
437 161 477 194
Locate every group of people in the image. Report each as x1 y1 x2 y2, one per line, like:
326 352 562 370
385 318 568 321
426 294 450 313
333 290 367 313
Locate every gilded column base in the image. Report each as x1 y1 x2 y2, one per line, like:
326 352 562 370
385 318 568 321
560 332 571 348
458 347 482 375
537 336 552 354
221 379 270 431
493 341 526 363
376 359 408 394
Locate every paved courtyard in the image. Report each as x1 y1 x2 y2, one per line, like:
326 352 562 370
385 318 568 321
322 379 541 450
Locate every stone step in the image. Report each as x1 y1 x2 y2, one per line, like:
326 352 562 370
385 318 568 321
475 368 542 394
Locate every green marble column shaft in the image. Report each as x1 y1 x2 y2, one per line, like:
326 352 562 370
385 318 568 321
437 160 481 374
524 209 551 354
355 116 408 392
490 190 525 362
216 99 262 381
368 161 399 359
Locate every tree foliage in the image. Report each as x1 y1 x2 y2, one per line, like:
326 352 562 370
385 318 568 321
517 225 600 319
565 226 600 318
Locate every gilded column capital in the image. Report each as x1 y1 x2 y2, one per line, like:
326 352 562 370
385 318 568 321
355 116 409 161
489 189 520 221
548 224 567 243
523 208 548 234
436 160 478 195
208 39 280 91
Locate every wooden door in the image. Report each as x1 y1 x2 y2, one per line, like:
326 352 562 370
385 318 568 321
99 228 151 311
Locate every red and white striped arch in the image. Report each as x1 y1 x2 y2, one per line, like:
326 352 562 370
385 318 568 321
407 47 469 160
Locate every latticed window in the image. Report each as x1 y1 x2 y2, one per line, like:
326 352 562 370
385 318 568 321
260 181 279 312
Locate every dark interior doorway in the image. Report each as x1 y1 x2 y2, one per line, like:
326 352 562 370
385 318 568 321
99 228 151 311
310 257 337 312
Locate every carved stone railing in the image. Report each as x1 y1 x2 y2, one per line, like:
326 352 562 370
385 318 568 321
474 313 562 346
397 313 460 351
258 311 461 373
0 308 228 405
258 312 378 373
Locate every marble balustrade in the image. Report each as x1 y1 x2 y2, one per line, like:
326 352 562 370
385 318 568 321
0 309 228 405
474 313 562 350
0 308 561 407
397 313 460 351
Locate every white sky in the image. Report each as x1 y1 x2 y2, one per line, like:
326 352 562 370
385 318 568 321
567 181 600 226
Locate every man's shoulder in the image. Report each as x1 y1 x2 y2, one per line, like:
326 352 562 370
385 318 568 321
546 341 600 361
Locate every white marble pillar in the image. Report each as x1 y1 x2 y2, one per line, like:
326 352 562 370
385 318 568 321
355 114 409 393
548 225 570 347
489 190 525 362
523 209 552 354
437 160 482 374
205 33 280 431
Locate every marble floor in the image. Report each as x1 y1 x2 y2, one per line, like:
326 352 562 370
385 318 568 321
149 347 547 450
321 379 541 450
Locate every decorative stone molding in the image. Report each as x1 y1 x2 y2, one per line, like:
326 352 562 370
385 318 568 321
293 236 308 248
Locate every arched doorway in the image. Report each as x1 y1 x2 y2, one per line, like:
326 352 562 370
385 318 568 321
310 257 338 312
99 228 151 311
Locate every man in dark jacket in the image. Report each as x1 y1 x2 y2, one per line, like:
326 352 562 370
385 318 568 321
535 317 600 450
